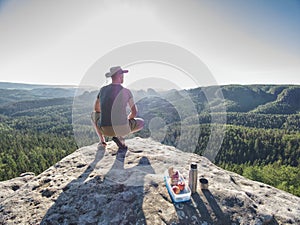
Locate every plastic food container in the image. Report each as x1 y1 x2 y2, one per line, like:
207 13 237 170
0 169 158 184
164 169 191 203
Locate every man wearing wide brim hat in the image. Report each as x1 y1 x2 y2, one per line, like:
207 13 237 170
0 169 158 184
91 66 144 149
105 66 129 78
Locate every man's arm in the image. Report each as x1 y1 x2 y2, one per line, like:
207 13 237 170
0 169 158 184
127 97 137 119
94 98 101 112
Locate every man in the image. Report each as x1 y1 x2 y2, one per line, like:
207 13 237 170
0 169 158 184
91 66 144 149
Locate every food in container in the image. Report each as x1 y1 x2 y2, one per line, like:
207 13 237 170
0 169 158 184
164 168 191 203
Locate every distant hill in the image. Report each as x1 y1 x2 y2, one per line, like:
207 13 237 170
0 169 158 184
0 82 76 107
0 97 73 116
1 83 299 121
252 86 300 114
2 82 299 114
188 84 300 114
129 84 300 116
0 82 76 90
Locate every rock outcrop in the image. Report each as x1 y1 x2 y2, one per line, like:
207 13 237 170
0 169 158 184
0 138 299 225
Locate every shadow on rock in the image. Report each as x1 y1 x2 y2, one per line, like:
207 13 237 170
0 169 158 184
41 147 155 225
173 191 232 225
201 190 231 225
40 148 105 225
101 147 155 224
173 192 214 225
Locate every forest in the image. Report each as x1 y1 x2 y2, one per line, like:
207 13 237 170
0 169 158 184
0 83 299 196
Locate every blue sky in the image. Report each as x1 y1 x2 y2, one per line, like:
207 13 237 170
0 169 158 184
0 0 299 89
217 0 300 54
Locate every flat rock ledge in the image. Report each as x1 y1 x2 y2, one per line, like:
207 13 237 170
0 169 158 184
0 137 299 225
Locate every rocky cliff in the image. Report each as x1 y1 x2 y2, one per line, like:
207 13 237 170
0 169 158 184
0 138 299 225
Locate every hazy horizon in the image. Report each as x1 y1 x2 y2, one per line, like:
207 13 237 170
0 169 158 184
1 80 299 91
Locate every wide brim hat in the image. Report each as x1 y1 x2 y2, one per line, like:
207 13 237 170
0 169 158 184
105 66 128 78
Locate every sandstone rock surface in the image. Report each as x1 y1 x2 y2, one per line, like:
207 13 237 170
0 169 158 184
0 137 299 225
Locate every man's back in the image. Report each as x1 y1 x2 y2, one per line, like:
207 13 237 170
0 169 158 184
98 84 132 126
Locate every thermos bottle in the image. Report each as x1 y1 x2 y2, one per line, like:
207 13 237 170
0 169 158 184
189 163 198 193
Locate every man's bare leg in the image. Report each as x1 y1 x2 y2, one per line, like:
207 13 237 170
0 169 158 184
119 136 125 146
91 112 106 147
92 122 107 147
112 136 127 149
